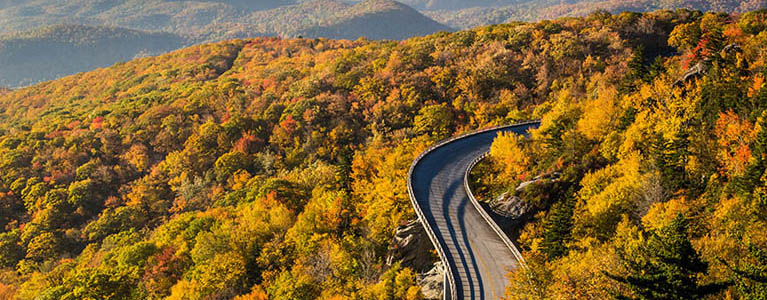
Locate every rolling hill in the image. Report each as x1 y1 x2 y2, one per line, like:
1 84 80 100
210 0 452 40
0 0 452 87
0 24 188 87
0 0 452 41
392 0 525 11
422 0 767 29
292 0 452 40
2 0 762 87
0 9 765 299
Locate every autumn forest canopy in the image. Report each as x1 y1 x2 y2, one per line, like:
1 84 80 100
1 0 765 88
0 7 766 300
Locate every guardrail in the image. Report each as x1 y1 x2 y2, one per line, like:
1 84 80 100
464 152 528 269
407 120 539 300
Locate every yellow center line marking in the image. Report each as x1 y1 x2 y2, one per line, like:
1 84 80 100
467 236 498 299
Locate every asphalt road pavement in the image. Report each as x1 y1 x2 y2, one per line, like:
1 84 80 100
409 123 538 299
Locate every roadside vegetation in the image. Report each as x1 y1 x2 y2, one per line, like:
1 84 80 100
476 9 767 300
0 8 763 300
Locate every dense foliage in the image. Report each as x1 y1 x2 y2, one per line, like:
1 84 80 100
0 9 645 297
468 9 767 300
426 0 767 29
0 0 451 87
0 7 765 300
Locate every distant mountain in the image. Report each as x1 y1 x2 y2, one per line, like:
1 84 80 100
205 0 451 40
0 24 187 87
277 0 452 40
392 0 523 11
0 0 451 41
0 1 451 86
423 0 767 29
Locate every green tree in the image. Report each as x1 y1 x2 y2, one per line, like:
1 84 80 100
25 231 62 262
215 151 252 182
61 268 133 300
540 198 574 260
725 243 767 300
68 179 99 216
607 214 728 300
0 230 24 267
414 104 454 140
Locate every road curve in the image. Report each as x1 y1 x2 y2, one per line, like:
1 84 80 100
408 122 539 300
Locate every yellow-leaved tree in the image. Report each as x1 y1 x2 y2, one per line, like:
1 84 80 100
489 132 530 182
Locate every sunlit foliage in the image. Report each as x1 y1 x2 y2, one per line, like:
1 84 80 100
0 8 765 299
482 9 767 300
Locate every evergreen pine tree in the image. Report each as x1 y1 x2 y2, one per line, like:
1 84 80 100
725 243 767 300
620 46 647 94
649 132 690 193
540 197 574 260
606 214 728 300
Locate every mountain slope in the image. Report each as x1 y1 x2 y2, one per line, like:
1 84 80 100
0 0 451 86
0 0 451 41
0 9 765 300
0 24 187 87
294 0 452 40
425 0 767 29
391 0 524 11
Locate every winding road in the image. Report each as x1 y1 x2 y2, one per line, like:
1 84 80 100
408 122 539 300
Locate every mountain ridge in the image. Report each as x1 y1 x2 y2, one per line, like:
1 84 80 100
0 9 765 299
0 0 451 41
0 24 188 88
424 0 767 28
0 0 451 87
294 0 452 39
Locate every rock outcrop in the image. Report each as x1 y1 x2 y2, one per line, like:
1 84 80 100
673 60 708 88
489 192 532 219
489 172 560 218
386 220 437 273
515 172 561 192
673 43 743 88
387 220 444 299
417 262 445 300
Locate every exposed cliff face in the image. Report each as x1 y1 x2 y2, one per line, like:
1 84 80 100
487 172 561 218
386 219 445 299
386 220 437 273
418 262 445 300
489 192 531 220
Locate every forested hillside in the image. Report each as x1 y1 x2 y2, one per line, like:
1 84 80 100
0 0 450 87
0 7 765 300
468 9 767 299
425 0 767 29
0 24 188 87
0 0 451 42
212 0 451 41
2 0 762 87
292 0 451 40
